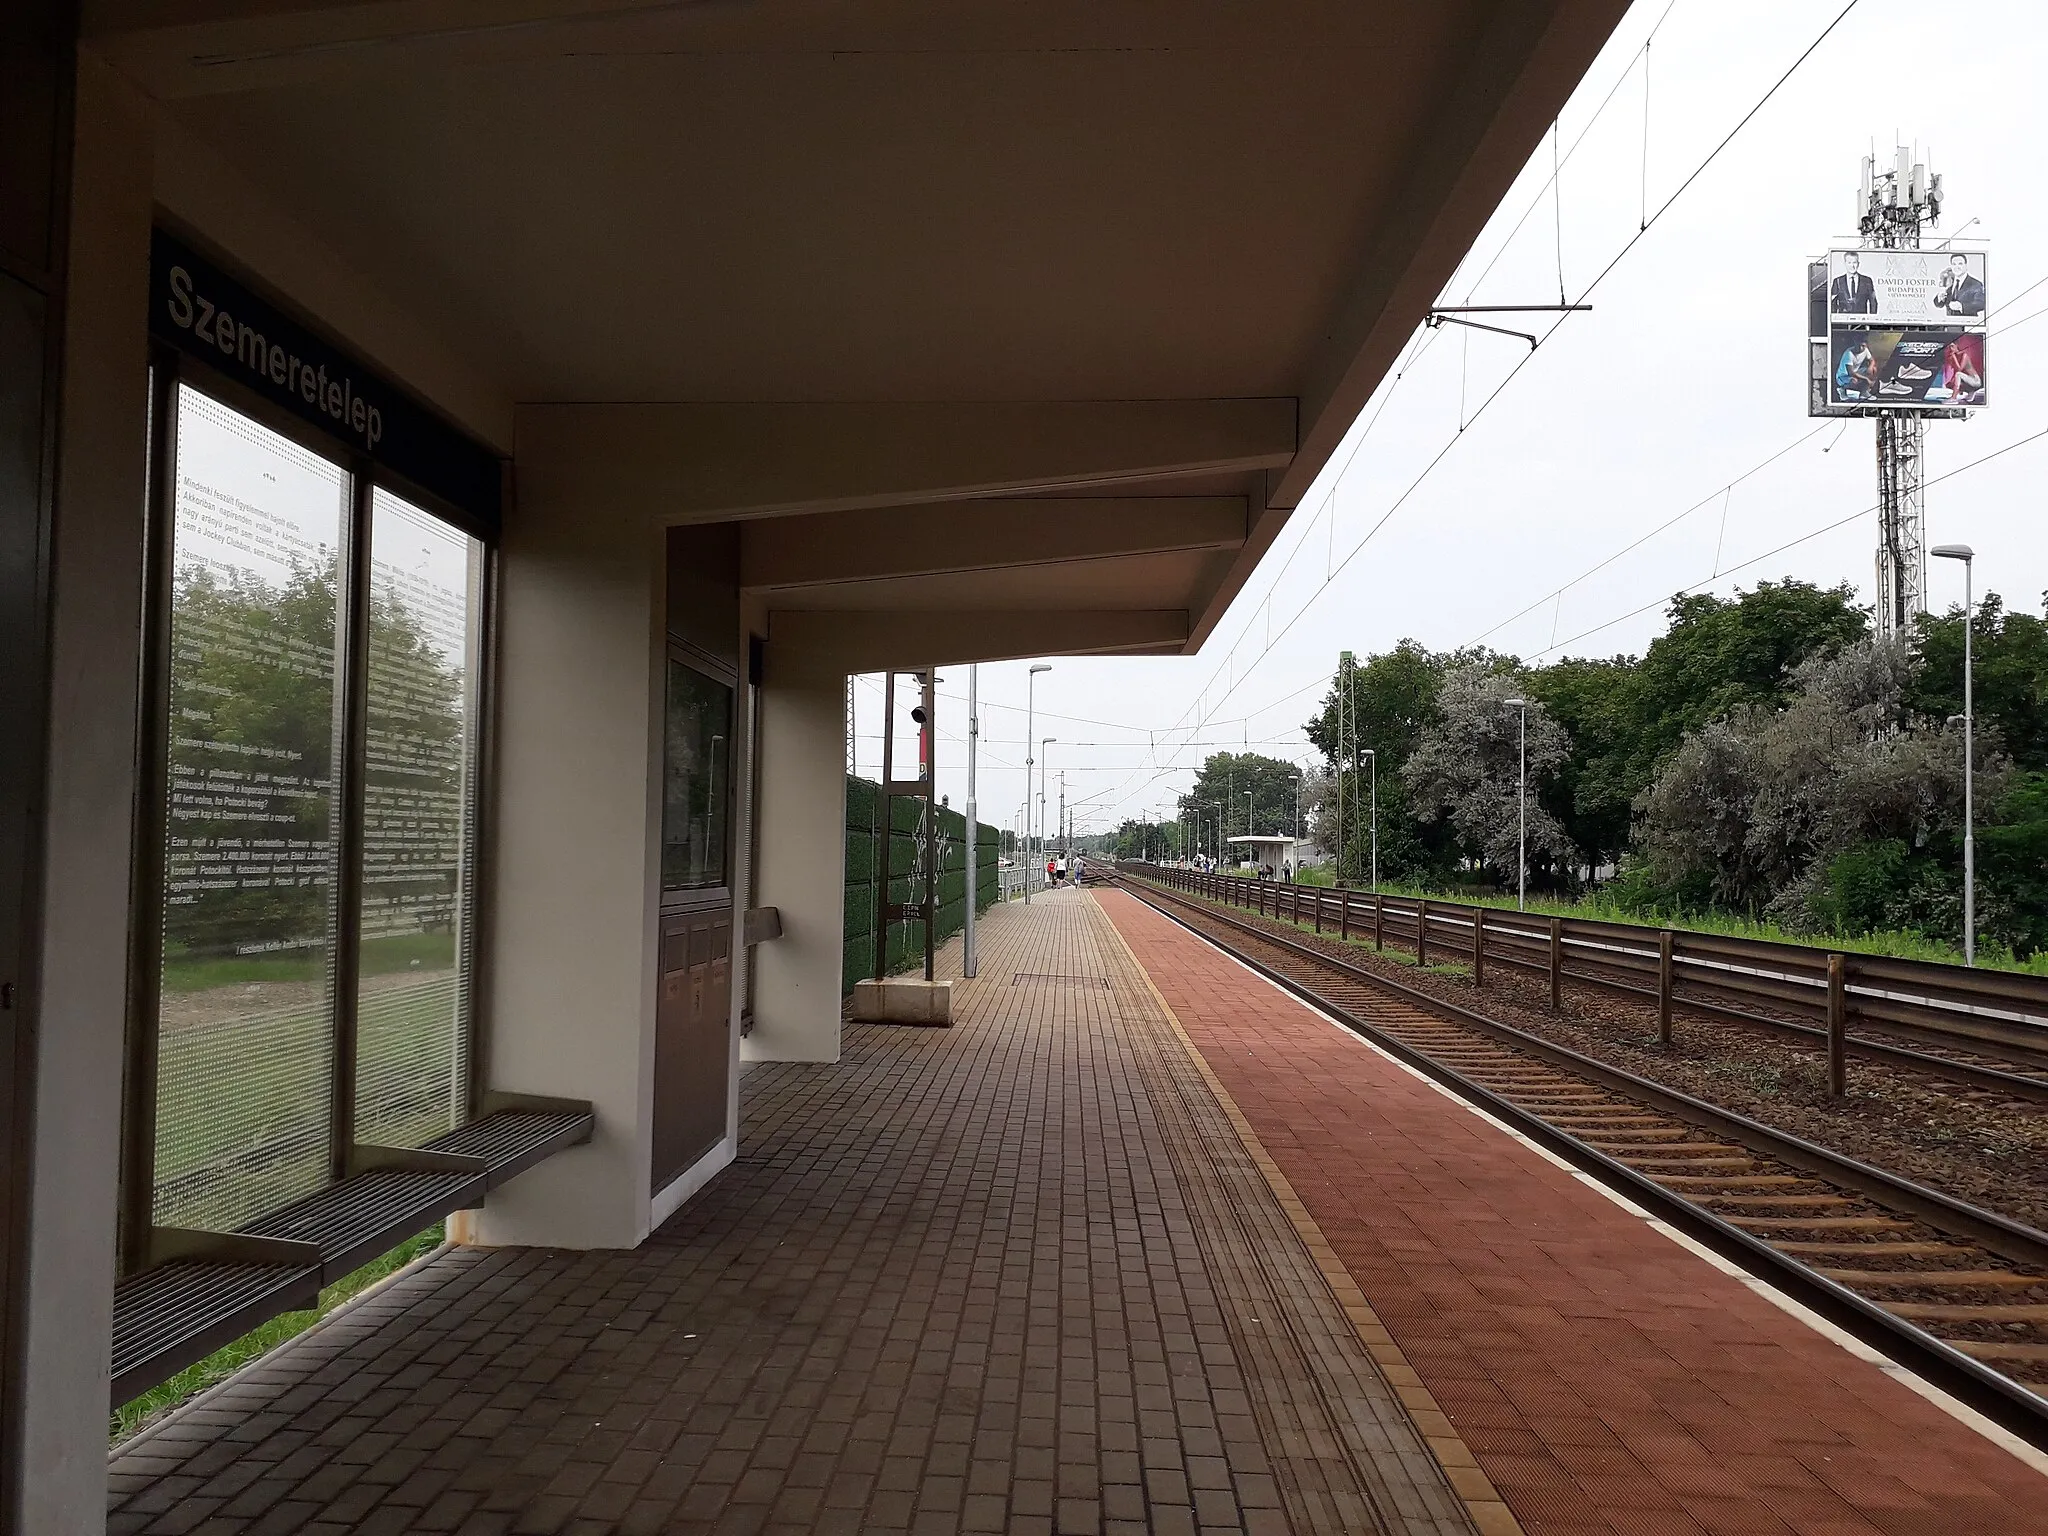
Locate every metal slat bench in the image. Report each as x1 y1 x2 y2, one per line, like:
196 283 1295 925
111 1096 593 1406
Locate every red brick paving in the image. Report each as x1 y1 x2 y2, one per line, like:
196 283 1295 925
1096 888 2048 1536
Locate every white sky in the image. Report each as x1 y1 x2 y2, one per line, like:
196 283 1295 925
863 0 2048 843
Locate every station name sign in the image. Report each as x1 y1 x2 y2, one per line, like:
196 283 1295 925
149 229 501 522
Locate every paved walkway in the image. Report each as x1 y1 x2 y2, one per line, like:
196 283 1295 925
1096 887 2048 1536
107 892 1481 1536
106 888 2048 1535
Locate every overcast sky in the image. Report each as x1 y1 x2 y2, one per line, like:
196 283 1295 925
860 0 2048 845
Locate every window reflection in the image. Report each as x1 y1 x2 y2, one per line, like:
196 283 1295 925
663 658 732 891
154 386 344 1231
354 489 483 1148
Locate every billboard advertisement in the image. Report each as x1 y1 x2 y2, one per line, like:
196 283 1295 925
1824 248 1986 326
1827 328 1985 409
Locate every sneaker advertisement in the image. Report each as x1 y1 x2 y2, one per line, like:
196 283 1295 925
1827 327 1986 408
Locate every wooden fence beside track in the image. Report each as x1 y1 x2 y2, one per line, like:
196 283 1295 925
1118 864 2048 1099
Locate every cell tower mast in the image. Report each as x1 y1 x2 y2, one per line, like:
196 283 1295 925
1858 148 1940 637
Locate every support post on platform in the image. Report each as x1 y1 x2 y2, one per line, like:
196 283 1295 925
964 664 978 979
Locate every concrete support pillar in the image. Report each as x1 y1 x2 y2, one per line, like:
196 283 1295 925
464 442 668 1250
20 50 154 1534
743 648 847 1064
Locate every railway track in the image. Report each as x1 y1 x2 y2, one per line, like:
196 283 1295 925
1111 874 2048 1451
1142 867 2048 1093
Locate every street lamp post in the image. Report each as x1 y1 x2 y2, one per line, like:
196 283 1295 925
1041 739 1058 889
1502 698 1528 910
1292 774 1302 878
1025 664 1051 903
1932 545 1976 966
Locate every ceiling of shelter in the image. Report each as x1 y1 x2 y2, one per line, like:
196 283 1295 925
102 0 1493 404
91 0 1630 657
755 546 1237 616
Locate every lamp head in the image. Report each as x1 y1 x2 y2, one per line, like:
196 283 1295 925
1503 697 1528 709
1931 544 1975 562
1029 663 1053 675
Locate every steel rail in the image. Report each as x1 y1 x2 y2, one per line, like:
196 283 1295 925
1468 939 2048 1101
1111 874 2048 1450
1160 868 2048 1084
1185 869 2048 1034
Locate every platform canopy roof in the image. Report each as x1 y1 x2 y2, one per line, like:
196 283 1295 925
92 0 1630 661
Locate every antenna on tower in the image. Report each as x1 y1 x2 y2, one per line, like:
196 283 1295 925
1813 145 1985 637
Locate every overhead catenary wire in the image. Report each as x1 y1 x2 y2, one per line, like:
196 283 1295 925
1526 422 2048 660
1130 0 1867 785
1464 255 2048 653
1070 0 1872 829
1465 423 1833 647
1125 0 1698 771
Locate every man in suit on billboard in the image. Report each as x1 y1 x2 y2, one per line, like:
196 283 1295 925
1830 251 1877 314
1935 253 1986 318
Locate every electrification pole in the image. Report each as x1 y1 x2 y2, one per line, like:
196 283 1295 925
1025 664 1052 902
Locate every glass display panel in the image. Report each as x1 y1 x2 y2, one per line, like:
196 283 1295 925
153 385 345 1231
662 658 732 891
353 489 484 1147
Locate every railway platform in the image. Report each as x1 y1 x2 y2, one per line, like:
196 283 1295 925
107 889 2047 1535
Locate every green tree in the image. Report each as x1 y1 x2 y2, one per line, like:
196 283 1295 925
164 551 468 969
1525 580 1867 877
165 558 344 962
1523 654 1636 871
1109 817 1182 860
1300 641 1495 883
1404 663 1577 887
1906 594 2048 772
1180 752 1304 862
1630 634 2005 938
1981 772 2048 957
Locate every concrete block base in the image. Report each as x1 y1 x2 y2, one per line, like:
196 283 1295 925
851 978 954 1026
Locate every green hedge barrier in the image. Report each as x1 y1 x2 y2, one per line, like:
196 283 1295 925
843 774 1000 995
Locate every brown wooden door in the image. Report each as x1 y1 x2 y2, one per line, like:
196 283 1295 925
652 906 732 1192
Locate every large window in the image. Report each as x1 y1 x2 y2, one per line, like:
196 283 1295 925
153 387 347 1231
354 490 484 1149
136 379 492 1242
